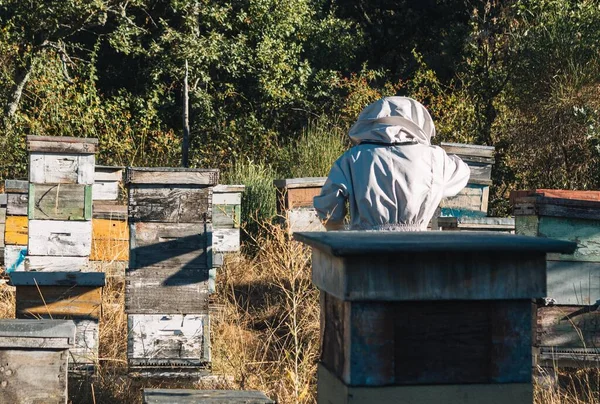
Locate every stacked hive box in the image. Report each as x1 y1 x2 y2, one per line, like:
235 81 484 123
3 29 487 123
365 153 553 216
512 190 600 367
11 135 104 372
273 177 326 232
91 166 128 271
0 319 75 403
4 180 28 272
126 167 218 375
0 193 5 268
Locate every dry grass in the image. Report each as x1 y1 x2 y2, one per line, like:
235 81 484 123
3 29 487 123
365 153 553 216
0 222 599 403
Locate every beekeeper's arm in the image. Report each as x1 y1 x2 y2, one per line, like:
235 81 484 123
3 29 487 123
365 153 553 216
314 159 350 231
442 153 471 198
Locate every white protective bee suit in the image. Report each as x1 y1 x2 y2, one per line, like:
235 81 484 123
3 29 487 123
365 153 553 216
314 96 470 231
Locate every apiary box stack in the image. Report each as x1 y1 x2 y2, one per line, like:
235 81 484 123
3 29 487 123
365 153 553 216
273 177 326 232
10 136 104 373
91 166 128 270
512 190 600 367
295 231 576 404
126 167 219 376
0 319 75 404
4 180 28 273
0 193 6 268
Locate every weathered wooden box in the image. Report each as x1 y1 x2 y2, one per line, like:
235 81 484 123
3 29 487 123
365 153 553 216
212 184 244 256
0 319 75 404
93 165 123 201
126 168 218 223
10 271 105 368
4 182 28 273
0 193 5 267
295 231 575 404
90 217 129 262
142 388 275 404
436 216 515 233
28 219 92 257
5 179 29 216
439 143 494 217
28 183 92 221
274 177 326 232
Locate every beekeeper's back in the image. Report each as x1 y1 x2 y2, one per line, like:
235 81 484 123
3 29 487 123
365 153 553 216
314 96 470 231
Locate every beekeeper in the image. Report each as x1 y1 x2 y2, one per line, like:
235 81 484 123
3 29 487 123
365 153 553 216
314 96 470 231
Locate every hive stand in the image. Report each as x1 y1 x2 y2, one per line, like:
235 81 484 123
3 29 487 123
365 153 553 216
142 389 274 404
273 177 326 232
4 180 28 273
126 167 219 377
513 190 600 367
0 319 75 404
295 231 576 404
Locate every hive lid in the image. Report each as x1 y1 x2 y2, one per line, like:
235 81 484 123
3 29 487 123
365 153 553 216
294 231 576 257
26 135 98 154
0 319 76 348
213 184 246 193
9 271 106 287
273 177 327 189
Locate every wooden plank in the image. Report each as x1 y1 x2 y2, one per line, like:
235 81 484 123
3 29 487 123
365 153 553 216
538 216 600 262
310 248 547 301
511 189 600 205
0 207 7 224
26 135 98 154
9 271 105 286
0 349 69 404
16 285 102 319
466 163 492 182
0 193 7 206
128 185 212 223
321 294 532 386
129 222 209 269
212 184 245 194
26 135 98 145
5 180 28 193
29 183 92 221
70 318 99 365
0 319 75 346
286 208 325 232
143 389 274 404
28 220 92 256
5 216 28 245
317 364 532 404
7 193 28 216
213 228 240 253
4 245 27 272
92 181 119 201
439 184 489 215
537 305 600 349
128 314 209 364
212 191 242 205
126 168 219 185
94 166 124 182
213 204 240 229
24 256 91 272
285 187 322 210
126 274 209 314
437 216 515 232
92 201 127 220
273 177 327 189
547 261 600 305
29 153 95 185
90 218 129 261
440 142 495 158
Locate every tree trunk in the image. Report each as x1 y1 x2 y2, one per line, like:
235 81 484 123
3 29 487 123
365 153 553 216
6 62 33 118
182 59 190 167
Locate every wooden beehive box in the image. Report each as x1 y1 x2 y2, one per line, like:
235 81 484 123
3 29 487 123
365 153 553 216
295 231 575 404
93 165 123 201
439 143 494 217
142 389 275 404
4 180 28 273
0 319 75 404
126 167 219 372
435 216 515 233
512 190 600 367
273 177 326 232
10 271 105 370
0 193 5 267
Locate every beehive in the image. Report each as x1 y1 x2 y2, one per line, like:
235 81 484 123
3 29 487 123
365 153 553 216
4 180 28 272
273 177 326 232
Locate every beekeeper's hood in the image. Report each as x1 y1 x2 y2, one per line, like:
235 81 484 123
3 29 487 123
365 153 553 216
348 96 435 146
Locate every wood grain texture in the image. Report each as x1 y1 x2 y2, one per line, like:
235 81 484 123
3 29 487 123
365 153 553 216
24 256 91 272
129 185 212 223
439 184 489 215
511 189 600 205
285 208 325 232
91 218 129 261
126 168 219 185
0 207 6 224
5 179 29 193
128 314 209 364
0 223 4 246
9 271 105 286
317 364 532 404
28 220 92 256
466 163 492 182
515 215 539 236
278 187 323 210
440 142 495 158
311 249 547 301
70 318 99 365
92 201 127 220
0 193 6 206
142 389 274 404
537 305 600 349
26 135 98 153
129 222 209 270
5 216 28 245
126 276 209 314
29 183 92 220
4 245 27 272
273 177 326 189
0 349 69 404
7 193 28 216
92 181 119 201
0 319 75 347
212 229 240 253
213 204 240 229
547 261 600 305
29 153 95 185
212 188 243 205
94 166 124 182
16 285 102 319
437 216 515 232
321 294 532 386
538 216 600 262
